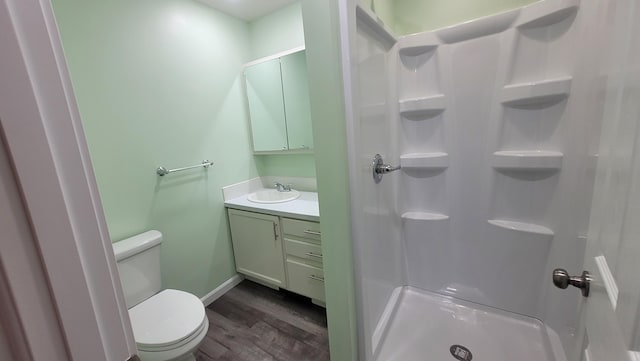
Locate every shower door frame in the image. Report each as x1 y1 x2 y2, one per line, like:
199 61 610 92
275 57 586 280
338 1 403 360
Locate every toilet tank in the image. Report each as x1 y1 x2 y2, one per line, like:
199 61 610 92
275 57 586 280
113 230 163 308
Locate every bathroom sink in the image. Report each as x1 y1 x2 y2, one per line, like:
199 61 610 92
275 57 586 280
247 189 300 204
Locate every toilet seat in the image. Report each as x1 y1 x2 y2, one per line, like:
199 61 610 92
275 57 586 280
129 289 207 352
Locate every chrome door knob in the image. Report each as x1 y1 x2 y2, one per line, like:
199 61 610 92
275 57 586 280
553 268 591 297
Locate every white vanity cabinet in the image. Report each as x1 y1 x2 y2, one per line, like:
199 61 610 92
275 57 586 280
227 209 286 288
227 208 325 304
282 218 325 303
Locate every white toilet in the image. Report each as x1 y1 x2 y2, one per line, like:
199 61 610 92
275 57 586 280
113 230 209 361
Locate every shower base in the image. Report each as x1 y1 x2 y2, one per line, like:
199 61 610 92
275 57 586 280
375 287 562 361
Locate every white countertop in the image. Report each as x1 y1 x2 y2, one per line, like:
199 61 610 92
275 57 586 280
224 190 320 222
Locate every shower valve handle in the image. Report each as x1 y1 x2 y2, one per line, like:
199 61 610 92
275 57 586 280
372 154 400 183
376 164 401 174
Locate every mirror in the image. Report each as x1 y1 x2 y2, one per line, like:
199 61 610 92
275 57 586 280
244 49 313 153
245 58 288 151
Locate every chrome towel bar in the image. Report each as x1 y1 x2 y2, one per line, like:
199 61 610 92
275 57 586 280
156 160 213 176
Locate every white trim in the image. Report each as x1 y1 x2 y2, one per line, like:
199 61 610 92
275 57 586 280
0 135 69 361
338 1 372 360
200 274 244 306
371 287 403 356
584 347 592 361
595 255 618 309
354 5 397 48
0 0 135 359
253 148 314 155
222 177 264 201
243 45 306 68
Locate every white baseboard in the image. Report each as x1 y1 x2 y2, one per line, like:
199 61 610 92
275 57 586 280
242 274 280 290
200 274 244 306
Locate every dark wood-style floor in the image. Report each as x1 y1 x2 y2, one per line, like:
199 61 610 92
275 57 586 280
195 280 330 361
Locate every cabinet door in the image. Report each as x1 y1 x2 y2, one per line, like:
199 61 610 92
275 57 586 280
244 59 288 152
280 50 313 150
228 209 286 287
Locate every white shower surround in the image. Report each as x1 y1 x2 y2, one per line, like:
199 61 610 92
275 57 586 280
342 0 610 360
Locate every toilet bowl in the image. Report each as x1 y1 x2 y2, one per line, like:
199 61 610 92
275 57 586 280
113 231 209 361
129 289 209 361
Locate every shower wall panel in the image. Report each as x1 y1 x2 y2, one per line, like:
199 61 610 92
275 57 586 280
393 0 603 351
345 0 608 359
349 9 406 360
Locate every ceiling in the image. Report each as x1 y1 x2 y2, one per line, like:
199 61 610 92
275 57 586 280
197 0 299 22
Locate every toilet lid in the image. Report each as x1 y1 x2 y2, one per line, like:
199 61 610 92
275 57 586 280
129 289 206 349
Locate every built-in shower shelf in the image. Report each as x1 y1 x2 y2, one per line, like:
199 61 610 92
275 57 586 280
488 219 554 236
501 77 572 108
355 5 397 48
402 212 449 221
492 151 563 171
516 0 579 29
435 8 520 44
398 42 438 57
398 32 439 57
401 152 449 169
399 95 446 119
398 44 437 57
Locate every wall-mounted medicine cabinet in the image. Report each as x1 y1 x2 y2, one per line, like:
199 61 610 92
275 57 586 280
244 47 313 153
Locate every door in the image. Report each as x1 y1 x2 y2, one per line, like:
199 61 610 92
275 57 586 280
579 104 640 361
228 209 286 287
571 1 640 360
0 0 136 359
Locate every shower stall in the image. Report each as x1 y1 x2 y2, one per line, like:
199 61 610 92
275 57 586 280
339 0 640 360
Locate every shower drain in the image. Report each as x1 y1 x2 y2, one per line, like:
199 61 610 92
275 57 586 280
450 345 472 361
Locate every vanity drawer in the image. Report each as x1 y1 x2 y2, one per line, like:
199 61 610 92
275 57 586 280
286 260 325 302
281 218 321 241
284 238 323 264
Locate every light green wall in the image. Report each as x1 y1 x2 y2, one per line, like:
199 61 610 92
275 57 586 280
255 154 316 177
249 2 305 60
302 1 358 360
394 0 537 34
370 0 537 35
52 0 258 297
248 2 316 179
371 0 397 31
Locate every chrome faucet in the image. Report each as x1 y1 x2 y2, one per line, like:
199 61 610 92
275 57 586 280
274 182 292 192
